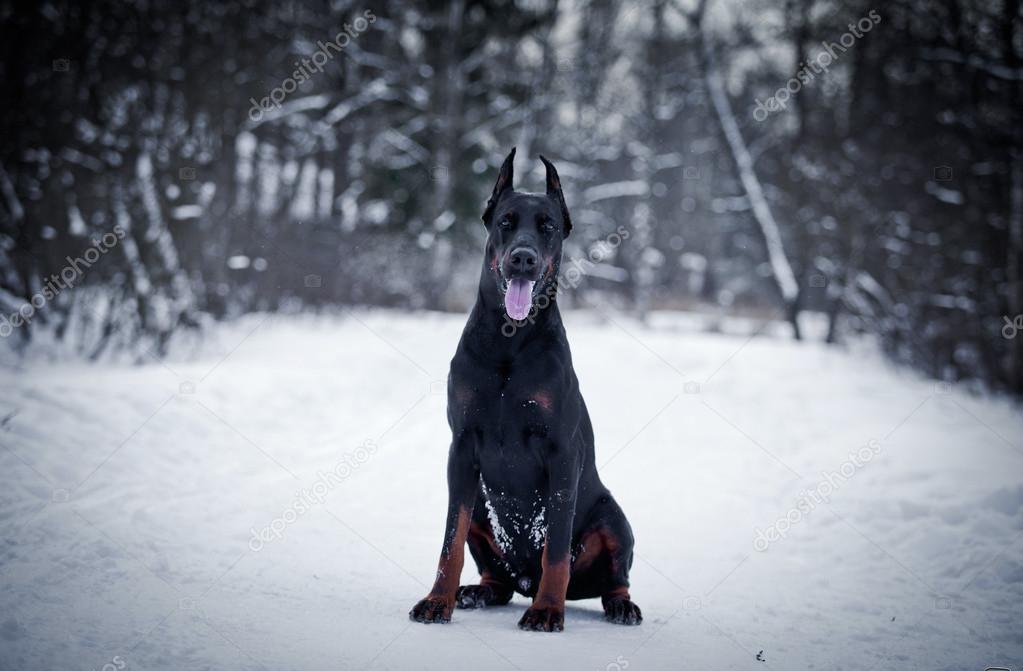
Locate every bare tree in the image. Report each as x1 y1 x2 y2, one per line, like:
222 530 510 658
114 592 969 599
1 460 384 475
690 0 803 338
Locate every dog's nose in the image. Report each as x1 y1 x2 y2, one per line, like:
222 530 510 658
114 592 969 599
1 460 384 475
509 247 538 273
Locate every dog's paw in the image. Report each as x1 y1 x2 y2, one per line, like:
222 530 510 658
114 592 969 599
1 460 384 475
409 596 453 623
456 585 493 609
456 584 513 609
602 597 642 625
517 606 565 632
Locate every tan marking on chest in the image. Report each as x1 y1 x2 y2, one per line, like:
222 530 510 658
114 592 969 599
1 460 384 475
530 391 554 412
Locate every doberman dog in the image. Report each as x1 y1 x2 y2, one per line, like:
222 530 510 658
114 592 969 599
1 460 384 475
408 149 642 632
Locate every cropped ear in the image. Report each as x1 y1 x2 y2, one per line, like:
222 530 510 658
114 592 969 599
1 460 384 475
539 154 572 238
482 147 516 228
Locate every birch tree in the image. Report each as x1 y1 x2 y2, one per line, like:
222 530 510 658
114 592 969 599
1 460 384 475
690 0 803 338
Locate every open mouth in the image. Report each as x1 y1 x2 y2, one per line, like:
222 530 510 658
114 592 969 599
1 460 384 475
501 277 537 321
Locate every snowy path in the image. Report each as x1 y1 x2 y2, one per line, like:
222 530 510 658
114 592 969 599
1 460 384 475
1 311 1021 671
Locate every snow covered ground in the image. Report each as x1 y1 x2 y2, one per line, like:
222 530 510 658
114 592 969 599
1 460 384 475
1 309 1021 671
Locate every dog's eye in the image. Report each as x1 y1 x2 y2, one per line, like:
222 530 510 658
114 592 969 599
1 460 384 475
540 219 555 233
498 218 512 230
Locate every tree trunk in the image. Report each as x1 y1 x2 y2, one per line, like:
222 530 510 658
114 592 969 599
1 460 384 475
696 15 802 338
1005 0 1023 394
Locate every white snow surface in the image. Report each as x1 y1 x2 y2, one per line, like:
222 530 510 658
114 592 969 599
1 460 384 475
1 310 1021 670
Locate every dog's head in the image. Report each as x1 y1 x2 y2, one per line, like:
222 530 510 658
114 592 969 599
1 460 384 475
481 148 572 321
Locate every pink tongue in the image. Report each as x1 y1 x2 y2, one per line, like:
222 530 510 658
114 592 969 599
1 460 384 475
504 279 535 320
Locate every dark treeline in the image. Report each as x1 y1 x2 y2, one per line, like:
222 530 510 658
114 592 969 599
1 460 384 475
0 0 1020 394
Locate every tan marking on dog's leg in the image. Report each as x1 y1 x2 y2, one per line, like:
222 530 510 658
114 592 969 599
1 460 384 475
533 541 570 609
427 506 471 603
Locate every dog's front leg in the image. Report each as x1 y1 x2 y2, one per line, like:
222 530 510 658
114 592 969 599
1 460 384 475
518 453 580 632
409 434 478 624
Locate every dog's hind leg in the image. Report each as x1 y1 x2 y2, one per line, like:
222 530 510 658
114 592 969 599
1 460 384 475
457 520 515 609
578 496 643 625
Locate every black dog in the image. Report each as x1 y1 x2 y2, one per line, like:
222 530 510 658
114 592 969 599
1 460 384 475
409 149 641 632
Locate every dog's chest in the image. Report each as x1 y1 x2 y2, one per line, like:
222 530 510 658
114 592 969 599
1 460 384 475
478 476 548 554
450 370 556 443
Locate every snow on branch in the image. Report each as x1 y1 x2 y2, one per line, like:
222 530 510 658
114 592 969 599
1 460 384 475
582 180 650 204
919 47 1023 82
315 80 397 136
0 161 24 221
243 94 334 130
